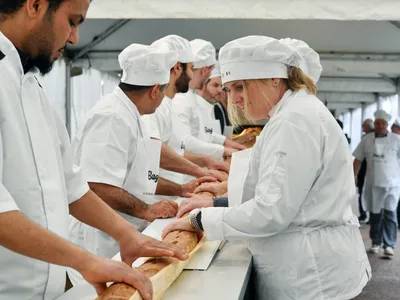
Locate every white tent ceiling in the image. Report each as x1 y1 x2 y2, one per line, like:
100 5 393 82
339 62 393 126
66 0 400 115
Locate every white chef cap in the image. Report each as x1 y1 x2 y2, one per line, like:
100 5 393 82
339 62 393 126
393 117 400 127
374 110 391 122
190 39 217 69
119 43 178 86
219 36 304 85
151 35 193 63
280 38 322 83
209 62 221 79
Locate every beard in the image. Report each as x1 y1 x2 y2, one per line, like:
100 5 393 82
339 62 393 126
175 70 191 93
23 12 58 75
32 53 55 75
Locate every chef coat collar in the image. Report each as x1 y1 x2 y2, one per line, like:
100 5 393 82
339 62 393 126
268 89 308 120
0 31 38 77
17 48 35 74
375 133 388 138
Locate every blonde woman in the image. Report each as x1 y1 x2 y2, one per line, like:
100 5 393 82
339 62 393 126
163 36 371 299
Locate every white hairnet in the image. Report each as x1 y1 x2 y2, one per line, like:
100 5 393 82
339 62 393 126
279 38 322 83
218 36 304 85
374 110 391 122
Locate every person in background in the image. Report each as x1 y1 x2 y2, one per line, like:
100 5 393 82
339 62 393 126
141 35 229 186
0 1 186 299
357 119 375 223
391 117 400 228
173 39 242 160
214 83 232 135
353 110 400 256
336 119 351 144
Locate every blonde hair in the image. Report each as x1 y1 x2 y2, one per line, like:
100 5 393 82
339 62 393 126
287 67 317 95
227 67 317 126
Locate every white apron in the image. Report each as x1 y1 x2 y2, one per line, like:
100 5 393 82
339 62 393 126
228 148 253 207
68 98 161 286
158 111 186 185
223 125 234 138
364 136 400 213
211 119 222 135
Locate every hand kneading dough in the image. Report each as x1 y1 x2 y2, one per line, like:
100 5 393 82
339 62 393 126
97 229 204 300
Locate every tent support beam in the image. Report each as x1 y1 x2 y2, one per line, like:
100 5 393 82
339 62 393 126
379 73 397 86
72 19 131 61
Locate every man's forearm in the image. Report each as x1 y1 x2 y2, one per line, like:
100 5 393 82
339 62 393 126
0 210 94 272
184 152 209 167
353 159 361 177
86 183 149 220
159 142 205 178
155 177 182 197
69 190 136 242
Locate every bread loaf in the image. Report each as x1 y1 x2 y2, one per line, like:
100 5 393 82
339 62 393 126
97 228 204 300
196 191 215 197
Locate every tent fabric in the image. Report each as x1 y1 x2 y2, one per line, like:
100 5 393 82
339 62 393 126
87 0 400 20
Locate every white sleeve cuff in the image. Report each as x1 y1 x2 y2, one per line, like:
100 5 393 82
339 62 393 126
212 145 225 160
67 165 90 204
201 207 226 240
0 184 20 213
212 134 226 145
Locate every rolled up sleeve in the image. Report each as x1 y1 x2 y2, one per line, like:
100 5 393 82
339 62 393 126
202 119 320 240
173 94 224 159
211 133 226 145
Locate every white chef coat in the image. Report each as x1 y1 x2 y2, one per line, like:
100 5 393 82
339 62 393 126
142 96 186 184
68 87 162 285
0 31 89 299
196 94 227 139
70 86 161 245
173 89 225 159
353 133 400 213
202 89 371 300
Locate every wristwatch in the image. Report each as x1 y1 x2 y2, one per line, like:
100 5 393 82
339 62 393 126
189 208 202 231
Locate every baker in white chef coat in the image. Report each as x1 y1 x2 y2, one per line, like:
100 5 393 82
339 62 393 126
142 35 229 185
0 1 186 299
163 36 371 300
69 43 210 278
353 110 400 256
391 117 400 228
173 39 244 160
196 62 233 138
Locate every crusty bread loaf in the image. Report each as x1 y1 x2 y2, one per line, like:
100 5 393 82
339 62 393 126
97 228 201 300
195 191 215 197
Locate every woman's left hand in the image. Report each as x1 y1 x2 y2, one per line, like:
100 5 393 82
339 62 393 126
162 216 203 239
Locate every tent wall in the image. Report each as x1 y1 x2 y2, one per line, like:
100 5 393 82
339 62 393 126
38 59 119 139
87 0 400 20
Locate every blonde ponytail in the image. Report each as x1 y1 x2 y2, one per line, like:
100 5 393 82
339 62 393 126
287 67 317 95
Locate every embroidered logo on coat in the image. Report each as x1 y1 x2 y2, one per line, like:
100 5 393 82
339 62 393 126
148 171 159 183
181 141 186 150
0 51 5 61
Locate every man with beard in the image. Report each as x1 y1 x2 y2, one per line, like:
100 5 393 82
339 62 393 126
173 39 243 160
0 1 187 299
142 35 230 185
